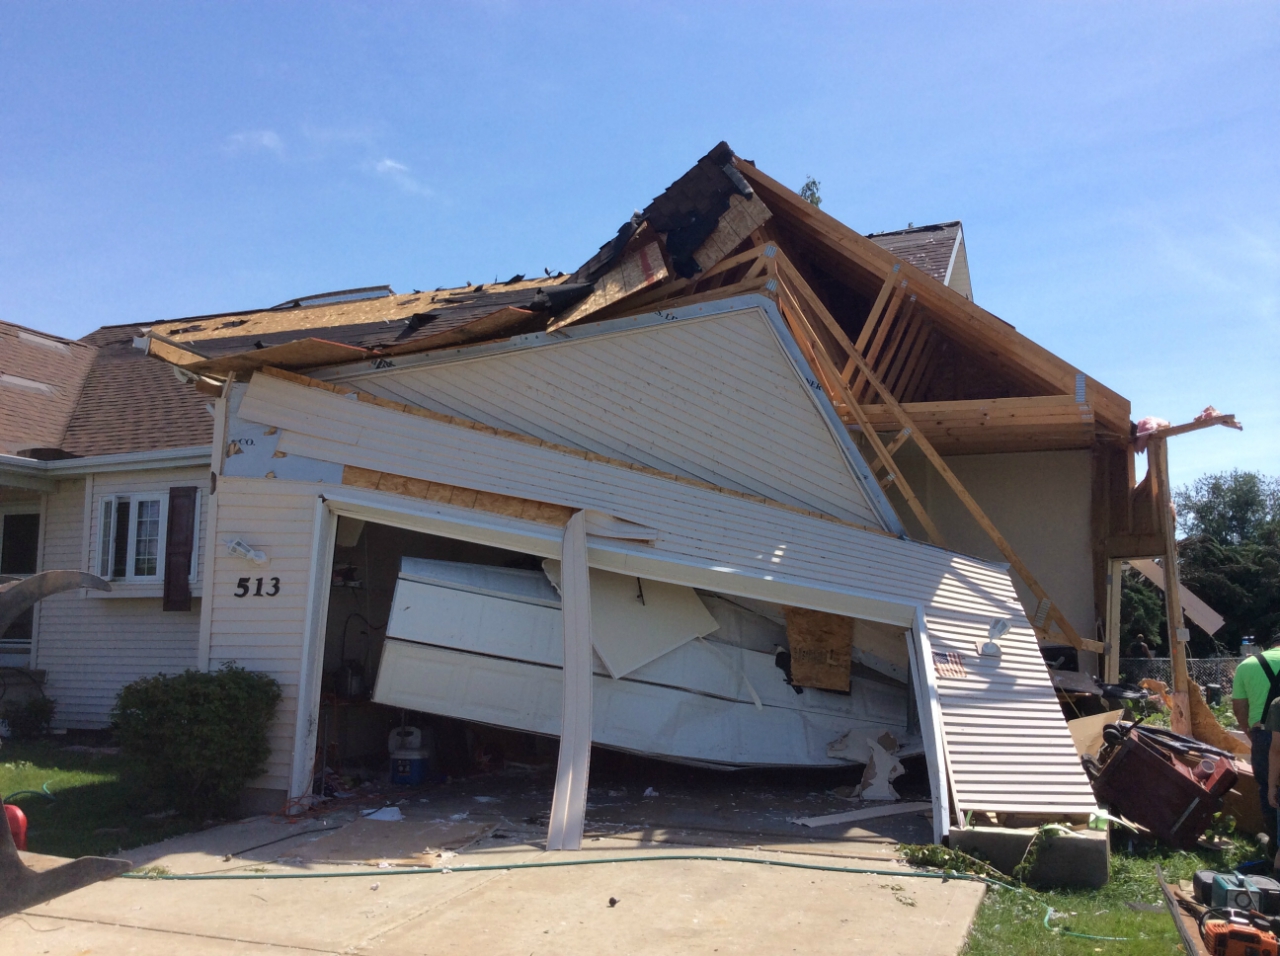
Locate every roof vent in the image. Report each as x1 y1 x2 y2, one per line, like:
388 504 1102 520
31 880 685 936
269 285 394 311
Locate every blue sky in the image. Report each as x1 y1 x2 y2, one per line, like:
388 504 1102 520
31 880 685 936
1 2 1275 487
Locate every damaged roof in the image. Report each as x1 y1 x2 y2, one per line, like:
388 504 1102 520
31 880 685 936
149 277 591 375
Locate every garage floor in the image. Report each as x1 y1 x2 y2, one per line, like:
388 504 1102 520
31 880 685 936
2 763 983 955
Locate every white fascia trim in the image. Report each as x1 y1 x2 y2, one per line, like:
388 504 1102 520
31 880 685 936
0 445 211 477
307 294 905 537
942 225 963 288
315 485 917 627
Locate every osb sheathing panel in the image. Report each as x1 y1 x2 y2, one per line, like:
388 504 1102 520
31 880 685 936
342 465 574 527
784 607 854 692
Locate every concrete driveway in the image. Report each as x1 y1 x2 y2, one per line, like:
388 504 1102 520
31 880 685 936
1 772 985 954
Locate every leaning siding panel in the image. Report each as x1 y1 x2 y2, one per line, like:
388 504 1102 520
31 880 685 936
352 309 884 527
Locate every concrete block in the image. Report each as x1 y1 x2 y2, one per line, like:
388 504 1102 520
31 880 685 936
949 825 1109 889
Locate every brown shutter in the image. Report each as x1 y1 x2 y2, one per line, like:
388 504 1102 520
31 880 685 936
163 487 198 612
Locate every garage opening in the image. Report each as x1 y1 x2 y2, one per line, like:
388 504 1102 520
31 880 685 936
311 515 935 846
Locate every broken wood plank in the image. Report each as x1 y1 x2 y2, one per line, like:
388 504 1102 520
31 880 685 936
774 276 947 547
790 801 933 828
550 241 668 330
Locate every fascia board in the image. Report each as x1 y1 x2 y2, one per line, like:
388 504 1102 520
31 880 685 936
314 485 917 627
943 226 963 288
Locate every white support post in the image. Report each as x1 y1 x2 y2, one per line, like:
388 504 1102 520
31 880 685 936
546 510 593 851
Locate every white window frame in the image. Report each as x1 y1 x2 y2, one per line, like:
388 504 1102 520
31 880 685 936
95 491 200 584
0 502 43 655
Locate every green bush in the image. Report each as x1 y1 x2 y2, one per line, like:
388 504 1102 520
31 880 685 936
112 663 281 818
2 696 56 739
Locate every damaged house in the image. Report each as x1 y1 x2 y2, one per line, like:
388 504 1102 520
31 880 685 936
4 143 1180 849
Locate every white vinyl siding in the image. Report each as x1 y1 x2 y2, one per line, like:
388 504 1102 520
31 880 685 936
204 479 320 791
235 373 1096 815
34 468 208 728
347 307 885 528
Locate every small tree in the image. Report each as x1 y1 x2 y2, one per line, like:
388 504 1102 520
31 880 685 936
799 176 822 208
113 664 281 818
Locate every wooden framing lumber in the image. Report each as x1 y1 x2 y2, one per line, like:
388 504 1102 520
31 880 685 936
852 396 1096 454
1149 436 1192 733
1149 413 1243 440
732 158 1132 436
852 279 908 403
854 266 901 354
772 281 946 547
871 294 916 394
901 333 937 403
1104 558 1123 684
884 313 925 397
770 250 1101 653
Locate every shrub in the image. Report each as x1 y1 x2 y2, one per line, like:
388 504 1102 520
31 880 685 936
112 663 281 818
1 696 56 739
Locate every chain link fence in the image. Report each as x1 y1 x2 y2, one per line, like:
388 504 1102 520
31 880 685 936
1119 657 1243 692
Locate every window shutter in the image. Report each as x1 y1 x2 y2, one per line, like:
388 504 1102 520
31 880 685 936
163 487 198 612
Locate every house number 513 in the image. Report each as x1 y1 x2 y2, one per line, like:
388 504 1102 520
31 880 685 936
234 577 280 597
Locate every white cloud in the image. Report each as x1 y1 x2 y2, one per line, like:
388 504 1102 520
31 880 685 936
371 157 433 197
223 130 285 156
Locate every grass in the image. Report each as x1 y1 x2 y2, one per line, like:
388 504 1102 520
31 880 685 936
965 699 1259 954
1 739 205 858
963 837 1266 955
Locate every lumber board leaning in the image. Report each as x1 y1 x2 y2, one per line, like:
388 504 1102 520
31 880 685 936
733 157 1132 436
1150 437 1192 733
773 253 1101 653
870 294 916 397
773 272 947 548
853 279 908 403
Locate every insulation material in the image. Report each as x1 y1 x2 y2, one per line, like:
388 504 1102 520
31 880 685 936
543 560 719 679
784 607 854 692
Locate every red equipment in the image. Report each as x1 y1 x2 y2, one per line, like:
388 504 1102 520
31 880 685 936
5 802 28 851
1201 918 1279 955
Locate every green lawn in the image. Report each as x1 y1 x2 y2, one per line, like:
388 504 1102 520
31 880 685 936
962 842 1254 954
1 740 204 858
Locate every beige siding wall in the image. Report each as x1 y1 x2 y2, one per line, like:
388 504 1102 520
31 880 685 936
35 466 209 728
894 449 1095 646
205 477 321 792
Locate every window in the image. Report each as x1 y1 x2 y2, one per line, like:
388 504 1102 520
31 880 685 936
96 491 198 584
0 509 40 651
